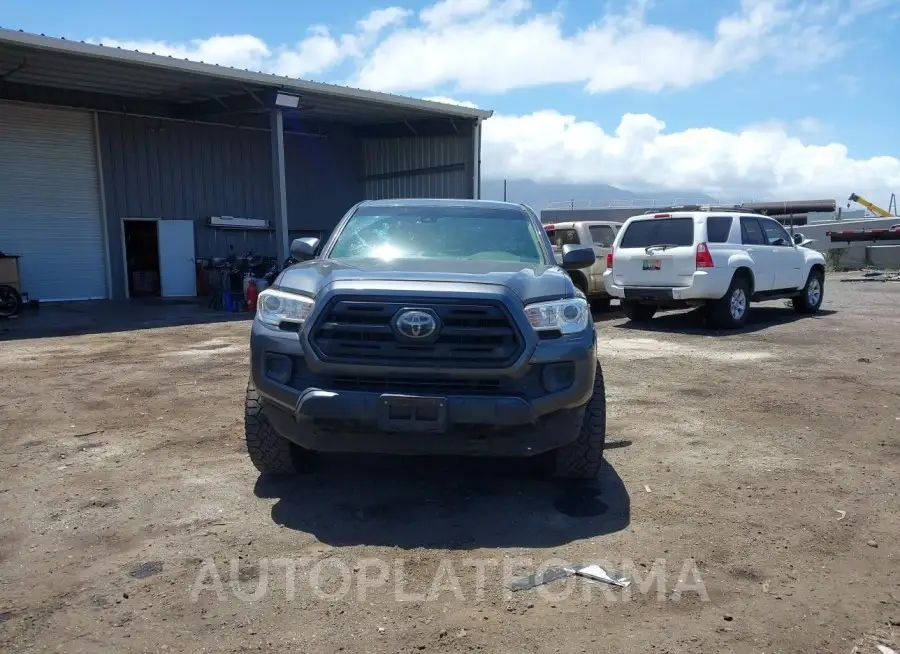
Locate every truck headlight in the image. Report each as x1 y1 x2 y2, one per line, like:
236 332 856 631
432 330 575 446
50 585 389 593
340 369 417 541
524 297 590 334
257 289 315 329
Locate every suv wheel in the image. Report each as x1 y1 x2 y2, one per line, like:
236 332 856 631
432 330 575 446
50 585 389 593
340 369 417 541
244 378 313 475
622 300 656 322
709 274 750 329
792 269 824 314
549 367 607 479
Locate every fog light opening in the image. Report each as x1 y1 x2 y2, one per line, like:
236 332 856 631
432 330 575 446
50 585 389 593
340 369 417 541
541 362 575 394
264 352 293 385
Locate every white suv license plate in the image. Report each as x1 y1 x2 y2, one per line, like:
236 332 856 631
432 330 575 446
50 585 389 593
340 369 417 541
642 259 662 271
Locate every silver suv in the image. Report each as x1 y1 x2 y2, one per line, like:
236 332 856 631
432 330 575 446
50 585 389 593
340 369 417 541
544 220 622 309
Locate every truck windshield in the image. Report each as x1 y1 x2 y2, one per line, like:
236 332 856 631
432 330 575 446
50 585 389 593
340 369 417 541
328 206 546 263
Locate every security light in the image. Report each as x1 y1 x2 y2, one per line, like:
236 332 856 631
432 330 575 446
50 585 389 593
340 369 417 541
274 92 300 109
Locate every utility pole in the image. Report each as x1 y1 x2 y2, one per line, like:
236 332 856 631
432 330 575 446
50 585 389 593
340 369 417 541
503 179 507 202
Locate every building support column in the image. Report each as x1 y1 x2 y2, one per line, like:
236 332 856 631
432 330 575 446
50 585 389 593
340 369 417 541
270 108 289 263
472 118 482 200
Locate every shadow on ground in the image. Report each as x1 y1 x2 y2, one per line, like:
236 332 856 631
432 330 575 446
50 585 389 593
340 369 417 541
0 298 250 341
614 302 837 336
591 305 625 323
255 455 630 550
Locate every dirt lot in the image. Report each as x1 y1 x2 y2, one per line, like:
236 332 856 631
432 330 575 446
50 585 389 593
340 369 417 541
1 273 898 653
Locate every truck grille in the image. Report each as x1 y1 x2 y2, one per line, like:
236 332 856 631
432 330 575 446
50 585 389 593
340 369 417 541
310 296 524 368
329 375 502 394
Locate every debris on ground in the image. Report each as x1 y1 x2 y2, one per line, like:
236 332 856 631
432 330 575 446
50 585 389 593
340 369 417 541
841 271 900 283
508 563 631 591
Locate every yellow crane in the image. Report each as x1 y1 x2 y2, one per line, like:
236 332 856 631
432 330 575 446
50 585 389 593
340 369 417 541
847 192 897 217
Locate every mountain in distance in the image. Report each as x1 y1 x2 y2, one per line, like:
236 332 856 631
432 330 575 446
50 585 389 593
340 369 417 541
480 179 717 210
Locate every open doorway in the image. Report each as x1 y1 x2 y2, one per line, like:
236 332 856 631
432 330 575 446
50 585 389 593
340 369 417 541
123 219 161 298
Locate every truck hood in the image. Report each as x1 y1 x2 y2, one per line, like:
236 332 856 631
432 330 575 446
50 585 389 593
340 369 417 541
275 257 569 303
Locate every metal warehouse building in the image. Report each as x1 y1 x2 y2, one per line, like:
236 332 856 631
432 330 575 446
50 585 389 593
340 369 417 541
0 28 492 302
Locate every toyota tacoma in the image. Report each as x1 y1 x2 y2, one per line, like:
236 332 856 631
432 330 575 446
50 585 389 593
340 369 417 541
246 199 606 479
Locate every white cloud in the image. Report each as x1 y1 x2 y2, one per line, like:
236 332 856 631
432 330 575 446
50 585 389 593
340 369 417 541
473 107 900 199
421 95 900 199
92 0 883 95
94 6 411 78
91 34 273 71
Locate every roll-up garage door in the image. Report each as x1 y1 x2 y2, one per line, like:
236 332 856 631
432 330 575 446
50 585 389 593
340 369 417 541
0 102 107 301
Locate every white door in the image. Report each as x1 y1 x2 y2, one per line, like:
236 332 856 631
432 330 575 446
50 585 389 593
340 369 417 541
0 102 108 301
758 218 805 289
739 217 776 291
157 220 197 297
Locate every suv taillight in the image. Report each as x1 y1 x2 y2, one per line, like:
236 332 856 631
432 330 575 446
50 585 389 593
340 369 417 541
606 251 613 268
695 242 714 268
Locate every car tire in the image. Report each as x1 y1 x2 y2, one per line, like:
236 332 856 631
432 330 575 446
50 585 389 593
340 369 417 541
708 274 750 329
792 268 824 314
550 367 607 480
622 300 656 322
244 378 313 475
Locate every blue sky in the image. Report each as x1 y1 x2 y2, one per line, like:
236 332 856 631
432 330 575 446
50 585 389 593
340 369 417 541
3 0 899 199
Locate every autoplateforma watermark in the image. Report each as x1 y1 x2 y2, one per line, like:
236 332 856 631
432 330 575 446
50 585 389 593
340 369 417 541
189 556 709 604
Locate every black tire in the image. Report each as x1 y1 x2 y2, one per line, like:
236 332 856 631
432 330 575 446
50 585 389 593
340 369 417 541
244 378 312 475
0 284 22 318
622 300 656 322
792 268 824 314
550 367 607 480
591 297 611 312
708 274 750 329
570 273 588 297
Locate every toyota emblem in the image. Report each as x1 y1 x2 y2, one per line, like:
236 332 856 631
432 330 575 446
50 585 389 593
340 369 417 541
394 309 438 339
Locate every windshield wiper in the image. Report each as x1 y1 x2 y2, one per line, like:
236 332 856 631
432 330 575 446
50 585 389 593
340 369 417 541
644 243 679 253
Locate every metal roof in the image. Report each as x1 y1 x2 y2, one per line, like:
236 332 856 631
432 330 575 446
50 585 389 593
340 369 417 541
0 28 493 125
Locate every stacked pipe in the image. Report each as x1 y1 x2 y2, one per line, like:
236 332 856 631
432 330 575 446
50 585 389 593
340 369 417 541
740 200 836 215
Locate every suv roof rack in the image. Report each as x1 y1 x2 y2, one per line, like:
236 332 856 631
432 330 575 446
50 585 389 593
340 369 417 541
641 204 766 215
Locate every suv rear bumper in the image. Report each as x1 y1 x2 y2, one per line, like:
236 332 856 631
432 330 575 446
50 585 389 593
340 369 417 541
603 270 728 301
251 321 597 457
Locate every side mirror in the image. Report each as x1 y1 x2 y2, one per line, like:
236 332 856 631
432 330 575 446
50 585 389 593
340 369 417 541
290 237 320 261
560 244 596 270
793 233 804 245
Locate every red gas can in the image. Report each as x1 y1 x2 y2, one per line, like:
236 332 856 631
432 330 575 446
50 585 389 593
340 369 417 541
246 279 258 312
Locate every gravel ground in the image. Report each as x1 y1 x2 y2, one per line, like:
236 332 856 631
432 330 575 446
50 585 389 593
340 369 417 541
0 272 898 653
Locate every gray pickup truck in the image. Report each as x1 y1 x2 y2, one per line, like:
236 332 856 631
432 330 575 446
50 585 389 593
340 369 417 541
246 199 608 479
544 220 622 309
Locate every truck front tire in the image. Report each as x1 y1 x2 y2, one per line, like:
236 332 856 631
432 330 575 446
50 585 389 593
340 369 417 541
244 379 313 475
548 367 607 480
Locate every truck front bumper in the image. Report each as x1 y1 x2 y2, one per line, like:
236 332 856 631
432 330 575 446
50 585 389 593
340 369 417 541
251 321 598 457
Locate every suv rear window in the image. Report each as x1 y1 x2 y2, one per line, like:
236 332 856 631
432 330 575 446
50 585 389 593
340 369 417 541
545 227 581 248
705 216 733 243
619 218 694 248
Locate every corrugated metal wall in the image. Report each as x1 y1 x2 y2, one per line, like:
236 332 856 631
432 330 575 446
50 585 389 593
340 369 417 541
97 114 364 298
361 133 474 200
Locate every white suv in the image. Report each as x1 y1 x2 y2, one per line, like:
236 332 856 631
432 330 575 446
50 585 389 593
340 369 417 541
602 209 827 329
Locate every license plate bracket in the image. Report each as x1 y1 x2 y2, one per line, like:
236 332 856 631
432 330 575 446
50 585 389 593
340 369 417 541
378 395 447 433
642 259 662 271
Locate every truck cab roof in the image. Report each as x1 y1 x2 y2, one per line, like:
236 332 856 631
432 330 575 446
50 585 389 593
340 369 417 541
359 198 530 211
